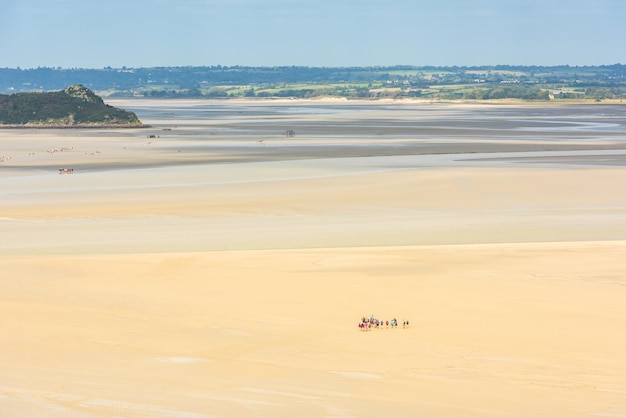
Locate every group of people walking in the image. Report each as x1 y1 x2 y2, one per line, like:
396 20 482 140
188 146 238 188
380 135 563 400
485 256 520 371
358 314 409 331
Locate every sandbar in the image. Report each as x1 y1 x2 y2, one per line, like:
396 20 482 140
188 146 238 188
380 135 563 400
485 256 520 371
1 101 625 417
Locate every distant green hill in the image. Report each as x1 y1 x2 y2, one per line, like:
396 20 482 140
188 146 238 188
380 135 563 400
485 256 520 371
0 85 142 127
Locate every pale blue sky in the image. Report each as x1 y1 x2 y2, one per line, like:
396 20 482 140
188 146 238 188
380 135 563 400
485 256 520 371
1 0 624 68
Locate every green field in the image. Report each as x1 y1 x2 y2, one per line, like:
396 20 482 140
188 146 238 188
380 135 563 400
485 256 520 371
9 65 621 102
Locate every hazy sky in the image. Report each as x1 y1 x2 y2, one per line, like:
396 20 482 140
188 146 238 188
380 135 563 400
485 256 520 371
1 0 624 69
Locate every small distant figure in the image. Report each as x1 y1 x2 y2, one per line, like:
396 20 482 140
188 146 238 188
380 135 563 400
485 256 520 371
285 130 295 138
358 314 406 331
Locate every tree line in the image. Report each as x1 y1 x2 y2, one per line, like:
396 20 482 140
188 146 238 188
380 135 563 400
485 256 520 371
1 65 625 101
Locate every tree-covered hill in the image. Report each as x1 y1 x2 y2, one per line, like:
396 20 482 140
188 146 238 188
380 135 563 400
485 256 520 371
1 65 625 101
0 85 142 127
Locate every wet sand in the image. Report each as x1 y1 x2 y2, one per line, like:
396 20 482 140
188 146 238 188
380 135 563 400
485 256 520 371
1 100 626 417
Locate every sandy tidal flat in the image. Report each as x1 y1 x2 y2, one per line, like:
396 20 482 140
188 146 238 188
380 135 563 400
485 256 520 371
1 101 626 417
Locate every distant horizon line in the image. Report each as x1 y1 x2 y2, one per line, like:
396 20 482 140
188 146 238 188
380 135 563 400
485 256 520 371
2 63 625 71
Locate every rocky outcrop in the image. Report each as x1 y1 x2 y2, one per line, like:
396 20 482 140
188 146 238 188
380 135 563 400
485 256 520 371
0 85 143 127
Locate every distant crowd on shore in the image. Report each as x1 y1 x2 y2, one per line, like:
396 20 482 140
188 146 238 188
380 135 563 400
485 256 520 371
358 315 409 331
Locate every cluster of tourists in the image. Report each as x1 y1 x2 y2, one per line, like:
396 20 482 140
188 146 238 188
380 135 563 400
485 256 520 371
358 315 409 331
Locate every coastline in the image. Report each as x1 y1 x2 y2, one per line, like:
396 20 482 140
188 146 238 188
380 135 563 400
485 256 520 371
105 95 626 106
0 123 147 129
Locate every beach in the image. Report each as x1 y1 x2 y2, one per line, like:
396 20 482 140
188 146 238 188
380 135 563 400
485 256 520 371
1 100 626 417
